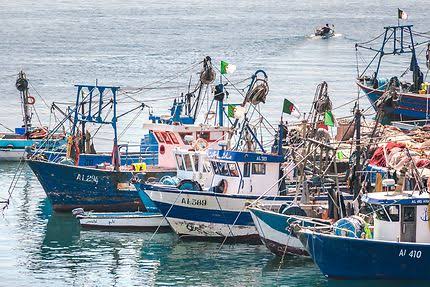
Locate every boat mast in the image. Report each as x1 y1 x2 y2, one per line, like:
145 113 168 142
15 71 32 134
72 84 120 170
353 106 361 200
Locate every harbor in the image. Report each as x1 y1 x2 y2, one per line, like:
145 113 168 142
2 1 430 286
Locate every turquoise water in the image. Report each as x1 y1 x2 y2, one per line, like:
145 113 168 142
1 163 428 286
2 0 430 286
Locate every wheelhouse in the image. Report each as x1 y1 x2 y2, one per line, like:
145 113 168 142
173 147 212 187
363 191 430 243
206 149 284 196
143 123 230 169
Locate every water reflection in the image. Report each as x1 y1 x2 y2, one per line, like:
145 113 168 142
1 166 426 287
328 279 429 287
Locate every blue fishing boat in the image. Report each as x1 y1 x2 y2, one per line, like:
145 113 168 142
0 71 65 161
295 189 430 280
27 84 153 211
356 24 430 123
28 57 229 212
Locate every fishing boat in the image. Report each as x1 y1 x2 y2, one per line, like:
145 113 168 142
72 208 170 230
0 71 65 161
356 24 430 123
295 187 430 280
27 83 152 212
27 57 230 212
135 71 350 242
72 147 212 229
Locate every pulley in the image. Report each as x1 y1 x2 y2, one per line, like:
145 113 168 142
200 56 216 84
214 83 228 101
314 81 332 114
16 71 28 92
246 78 269 105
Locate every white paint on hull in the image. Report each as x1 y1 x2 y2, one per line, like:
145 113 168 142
0 149 26 161
250 211 304 252
78 213 169 228
146 189 293 238
166 217 257 238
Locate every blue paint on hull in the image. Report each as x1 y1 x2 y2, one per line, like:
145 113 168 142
152 199 254 226
299 231 430 280
28 160 142 212
136 183 350 227
43 151 158 166
360 82 430 121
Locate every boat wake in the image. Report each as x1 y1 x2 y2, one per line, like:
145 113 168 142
308 33 342 39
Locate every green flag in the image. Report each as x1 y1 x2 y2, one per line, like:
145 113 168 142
227 104 237 118
221 61 236 75
227 104 235 117
282 98 295 114
324 111 335 127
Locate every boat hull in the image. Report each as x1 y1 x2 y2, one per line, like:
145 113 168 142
0 148 26 161
136 183 341 242
358 81 430 122
249 208 308 256
298 230 430 280
43 150 158 166
27 160 173 212
77 211 170 230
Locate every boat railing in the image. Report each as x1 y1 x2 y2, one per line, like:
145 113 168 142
119 143 158 165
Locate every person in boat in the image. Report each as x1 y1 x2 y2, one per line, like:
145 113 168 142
321 24 331 35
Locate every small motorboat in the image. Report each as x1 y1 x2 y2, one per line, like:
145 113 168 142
72 208 170 230
314 24 335 39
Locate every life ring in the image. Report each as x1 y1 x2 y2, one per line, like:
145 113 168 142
27 95 36 105
193 138 208 151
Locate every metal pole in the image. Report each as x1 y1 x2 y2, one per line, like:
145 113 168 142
353 108 361 199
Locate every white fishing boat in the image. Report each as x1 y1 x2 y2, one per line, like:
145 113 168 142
72 208 170 230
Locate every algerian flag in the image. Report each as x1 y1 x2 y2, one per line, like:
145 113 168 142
336 150 345 160
221 61 236 75
282 98 295 115
227 104 236 118
324 111 335 127
227 104 244 119
398 8 408 20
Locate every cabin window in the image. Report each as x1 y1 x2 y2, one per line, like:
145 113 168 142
374 204 399 222
218 162 230 176
252 163 266 175
199 131 211 142
403 206 416 222
179 132 193 143
210 161 238 177
154 132 165 143
175 154 185 170
211 161 220 174
162 132 172 144
192 154 199 171
228 163 239 177
184 154 193 171
167 132 179 144
203 160 212 173
243 163 250 177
